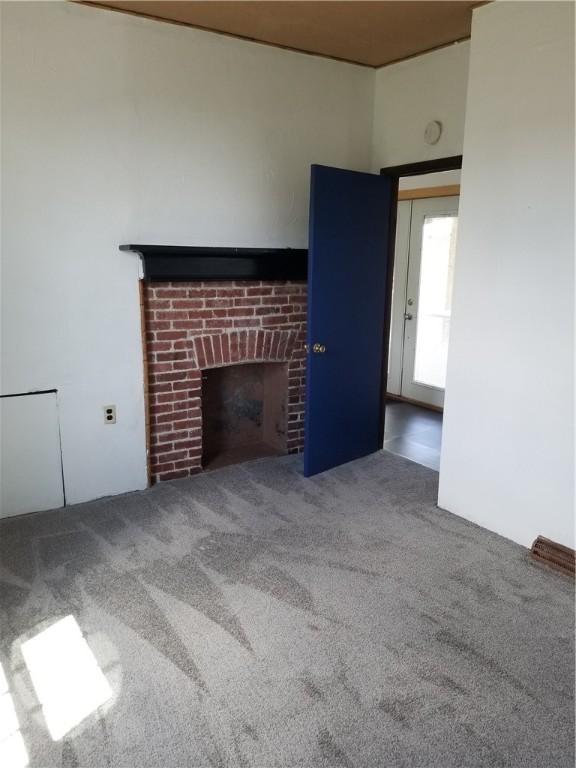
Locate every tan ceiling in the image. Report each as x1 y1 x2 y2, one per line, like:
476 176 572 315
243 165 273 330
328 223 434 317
82 1 480 68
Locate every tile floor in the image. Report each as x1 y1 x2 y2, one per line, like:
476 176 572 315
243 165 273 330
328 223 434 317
383 399 443 471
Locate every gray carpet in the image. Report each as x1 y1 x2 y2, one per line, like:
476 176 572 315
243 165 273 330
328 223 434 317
0 452 573 768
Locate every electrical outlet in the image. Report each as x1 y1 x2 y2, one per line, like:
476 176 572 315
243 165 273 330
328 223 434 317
103 405 116 424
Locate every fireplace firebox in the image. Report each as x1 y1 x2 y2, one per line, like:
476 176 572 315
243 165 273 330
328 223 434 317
202 362 288 470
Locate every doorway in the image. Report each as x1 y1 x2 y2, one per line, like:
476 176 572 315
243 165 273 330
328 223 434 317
388 193 459 409
379 157 462 473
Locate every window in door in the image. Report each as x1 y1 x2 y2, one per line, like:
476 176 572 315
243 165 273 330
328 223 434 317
412 211 458 389
387 195 459 409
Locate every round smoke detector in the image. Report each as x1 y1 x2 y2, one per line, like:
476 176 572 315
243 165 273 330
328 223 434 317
424 120 442 145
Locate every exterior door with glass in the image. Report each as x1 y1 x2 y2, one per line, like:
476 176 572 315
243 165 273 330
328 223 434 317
400 196 459 408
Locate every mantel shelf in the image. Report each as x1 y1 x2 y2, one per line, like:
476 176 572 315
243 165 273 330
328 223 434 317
120 244 308 282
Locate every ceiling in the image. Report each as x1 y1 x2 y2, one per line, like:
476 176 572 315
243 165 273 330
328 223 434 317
82 1 480 68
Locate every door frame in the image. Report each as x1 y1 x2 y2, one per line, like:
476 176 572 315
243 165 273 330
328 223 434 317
378 155 462 443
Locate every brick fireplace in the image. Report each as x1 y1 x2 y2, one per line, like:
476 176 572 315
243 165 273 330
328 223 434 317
142 280 307 483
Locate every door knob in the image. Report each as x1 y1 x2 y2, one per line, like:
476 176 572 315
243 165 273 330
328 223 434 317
404 313 413 321
312 343 326 353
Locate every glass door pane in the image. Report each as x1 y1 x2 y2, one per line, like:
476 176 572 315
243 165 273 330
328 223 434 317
412 215 458 389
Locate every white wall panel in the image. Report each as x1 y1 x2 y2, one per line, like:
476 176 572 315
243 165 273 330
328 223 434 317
1 392 64 518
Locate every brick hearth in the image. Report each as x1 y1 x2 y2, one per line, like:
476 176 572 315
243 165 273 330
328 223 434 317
142 280 307 483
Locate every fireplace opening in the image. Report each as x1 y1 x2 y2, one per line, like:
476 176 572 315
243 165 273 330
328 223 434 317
202 362 288 470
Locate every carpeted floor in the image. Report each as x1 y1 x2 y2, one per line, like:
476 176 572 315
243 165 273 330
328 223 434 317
0 452 574 768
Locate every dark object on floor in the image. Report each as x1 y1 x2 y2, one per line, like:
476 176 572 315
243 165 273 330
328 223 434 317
531 536 575 577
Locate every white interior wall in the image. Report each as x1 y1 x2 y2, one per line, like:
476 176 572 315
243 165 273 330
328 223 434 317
372 42 470 169
1 1 374 505
439 1 575 548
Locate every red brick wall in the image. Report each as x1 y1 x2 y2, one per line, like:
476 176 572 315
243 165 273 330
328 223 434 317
142 280 307 483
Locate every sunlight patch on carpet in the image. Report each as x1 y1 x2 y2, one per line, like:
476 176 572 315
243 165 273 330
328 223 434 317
21 616 112 741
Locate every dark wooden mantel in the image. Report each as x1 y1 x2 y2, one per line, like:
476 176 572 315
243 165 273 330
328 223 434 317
120 244 308 281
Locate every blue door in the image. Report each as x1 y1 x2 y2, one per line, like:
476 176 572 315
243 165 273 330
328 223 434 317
304 165 393 477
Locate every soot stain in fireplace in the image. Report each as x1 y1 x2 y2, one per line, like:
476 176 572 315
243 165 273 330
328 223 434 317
228 395 263 428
